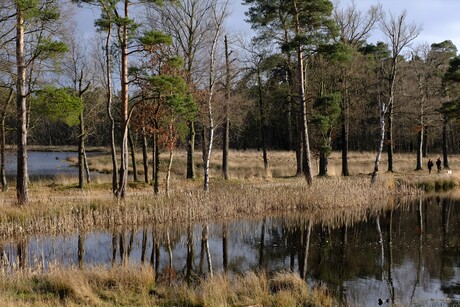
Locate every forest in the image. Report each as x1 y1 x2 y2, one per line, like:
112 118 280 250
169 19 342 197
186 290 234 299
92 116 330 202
1 0 460 204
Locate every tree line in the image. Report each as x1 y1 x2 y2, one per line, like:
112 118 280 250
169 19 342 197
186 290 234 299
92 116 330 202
1 0 460 204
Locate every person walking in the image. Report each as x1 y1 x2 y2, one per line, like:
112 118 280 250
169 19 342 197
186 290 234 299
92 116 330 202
427 159 434 174
436 158 442 174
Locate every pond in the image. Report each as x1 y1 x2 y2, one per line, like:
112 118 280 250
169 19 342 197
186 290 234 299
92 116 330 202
4 151 77 176
1 195 459 305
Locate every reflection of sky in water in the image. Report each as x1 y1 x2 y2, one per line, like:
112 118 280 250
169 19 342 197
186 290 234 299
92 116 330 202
1 197 460 305
4 151 77 175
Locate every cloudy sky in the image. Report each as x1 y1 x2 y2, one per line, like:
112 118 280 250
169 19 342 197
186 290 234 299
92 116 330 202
74 0 460 52
351 0 460 49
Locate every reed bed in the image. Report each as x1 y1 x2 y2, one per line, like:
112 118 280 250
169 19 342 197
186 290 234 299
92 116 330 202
0 175 419 239
0 265 333 306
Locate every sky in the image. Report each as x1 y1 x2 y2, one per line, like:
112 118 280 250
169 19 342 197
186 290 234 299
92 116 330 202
73 0 460 53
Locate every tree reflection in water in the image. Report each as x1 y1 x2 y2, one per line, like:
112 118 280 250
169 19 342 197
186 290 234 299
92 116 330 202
1 196 460 305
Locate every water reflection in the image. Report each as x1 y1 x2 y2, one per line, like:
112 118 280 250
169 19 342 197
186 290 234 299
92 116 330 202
0 196 460 305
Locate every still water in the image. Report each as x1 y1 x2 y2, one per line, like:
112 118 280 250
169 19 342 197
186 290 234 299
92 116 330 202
4 151 77 176
1 196 459 306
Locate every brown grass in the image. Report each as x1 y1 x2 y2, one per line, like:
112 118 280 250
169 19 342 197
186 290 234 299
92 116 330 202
0 175 418 239
0 266 333 306
0 150 440 239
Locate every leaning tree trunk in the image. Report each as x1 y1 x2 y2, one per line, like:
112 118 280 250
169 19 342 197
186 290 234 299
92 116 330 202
371 100 386 184
16 7 28 204
128 129 138 182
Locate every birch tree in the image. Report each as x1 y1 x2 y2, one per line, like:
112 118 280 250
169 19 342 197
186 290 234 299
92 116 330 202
379 10 420 174
203 0 228 191
371 11 420 183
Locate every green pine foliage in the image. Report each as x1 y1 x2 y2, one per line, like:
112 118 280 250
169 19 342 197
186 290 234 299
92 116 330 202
33 86 83 127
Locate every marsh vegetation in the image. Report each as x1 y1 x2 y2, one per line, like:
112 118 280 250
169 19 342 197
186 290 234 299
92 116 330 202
0 150 459 305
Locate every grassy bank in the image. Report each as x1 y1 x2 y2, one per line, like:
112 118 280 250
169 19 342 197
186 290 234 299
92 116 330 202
0 265 333 306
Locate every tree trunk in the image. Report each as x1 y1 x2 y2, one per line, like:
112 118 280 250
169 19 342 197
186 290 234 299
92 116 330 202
222 35 230 180
152 133 160 194
128 129 138 182
1 89 12 192
83 149 90 184
1 112 7 192
318 148 328 176
371 99 386 184
257 68 269 173
387 102 394 172
117 0 130 199
203 14 222 192
293 0 313 186
422 125 428 157
105 26 118 195
16 7 28 204
165 149 173 197
415 128 423 171
186 121 195 179
78 112 85 188
295 115 303 176
442 116 449 169
142 127 149 184
341 94 349 176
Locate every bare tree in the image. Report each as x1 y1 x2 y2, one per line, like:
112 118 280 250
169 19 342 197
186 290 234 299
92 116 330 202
371 10 420 183
379 10 421 173
60 29 92 188
203 0 229 191
148 0 221 180
333 1 382 176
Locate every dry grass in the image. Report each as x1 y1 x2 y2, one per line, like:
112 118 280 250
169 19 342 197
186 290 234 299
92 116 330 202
0 266 334 306
0 175 417 239
0 150 441 239
68 149 460 184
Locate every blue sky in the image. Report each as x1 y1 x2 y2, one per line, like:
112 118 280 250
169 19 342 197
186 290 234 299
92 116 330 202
74 0 460 53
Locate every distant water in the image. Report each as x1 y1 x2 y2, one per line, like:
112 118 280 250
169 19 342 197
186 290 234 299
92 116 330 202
4 151 77 176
